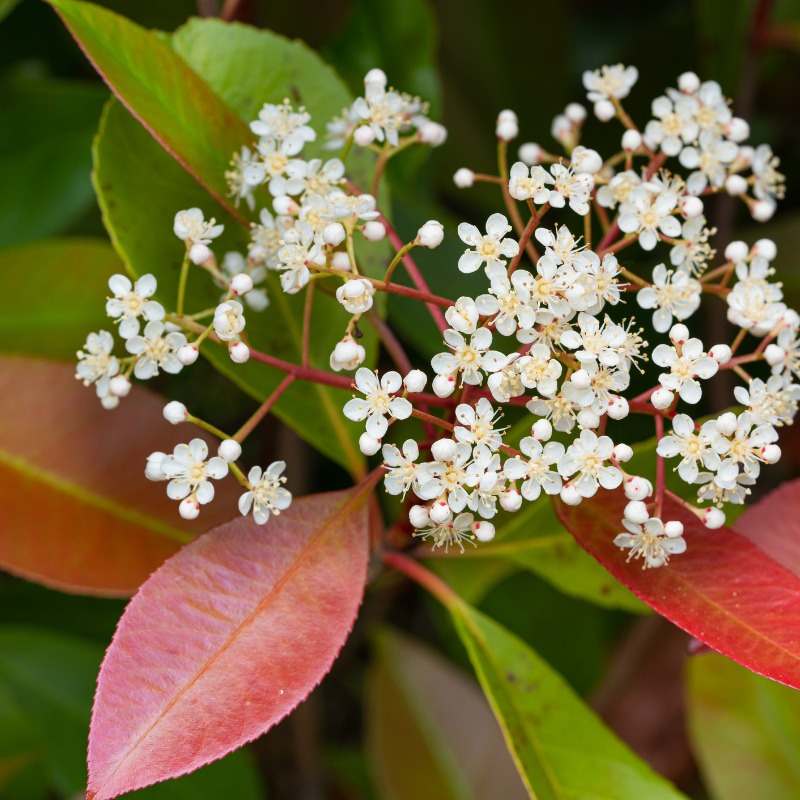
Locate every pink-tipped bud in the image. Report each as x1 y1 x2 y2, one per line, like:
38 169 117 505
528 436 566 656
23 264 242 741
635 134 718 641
163 401 187 425
218 439 242 463
359 432 381 456
606 396 629 420
761 443 781 464
429 500 452 525
670 323 690 345
664 520 684 539
518 143 544 165
725 174 748 196
678 71 700 93
454 168 475 187
230 273 253 296
621 129 642 152
679 196 704 218
354 125 376 147
229 342 250 364
431 438 457 462
362 221 386 242
577 409 600 429
724 240 749 262
593 99 615 121
532 419 552 441
624 476 653 501
709 344 732 364
178 344 199 365
703 507 726 529
624 500 649 524
764 344 785 366
651 387 674 409
560 484 582 506
416 220 444 248
179 496 200 520
109 375 131 397
323 222 346 246
751 199 775 222
472 520 496 542
753 238 777 261
613 443 633 462
500 489 522 512
409 505 430 529
432 374 456 398
403 369 427 393
273 195 300 216
145 451 168 482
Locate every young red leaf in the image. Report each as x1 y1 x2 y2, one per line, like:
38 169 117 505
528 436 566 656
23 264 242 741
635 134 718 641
0 355 241 596
87 480 375 799
554 490 800 690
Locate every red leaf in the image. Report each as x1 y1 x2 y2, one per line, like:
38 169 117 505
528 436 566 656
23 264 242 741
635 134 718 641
0 355 241 596
733 477 800 579
87 481 375 799
554 490 800 690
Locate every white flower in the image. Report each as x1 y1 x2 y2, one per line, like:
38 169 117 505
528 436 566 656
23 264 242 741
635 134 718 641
562 362 630 415
445 296 480 334
557 429 622 497
418 442 473 512
712 413 779 486
695 471 754 508
213 300 245 341
548 163 594 215
573 252 623 314
527 393 580 433
343 368 413 438
503 436 564 500
250 99 315 147
652 338 718 403
560 311 627 367
525 256 573 319
277 222 320 294
160 439 229 507
125 320 187 380
239 462 292 524
353 81 414 147
475 272 537 335
247 137 305 187
618 186 680 251
336 278 375 314
105 274 165 339
534 225 587 269
466 448 505 519
644 95 698 156
225 146 261 210
173 208 224 245
768 326 800 379
751 144 785 206
637 264 701 333
517 309 575 348
734 375 800 427
596 170 640 209
679 129 738 194
508 162 552 203
457 213 519 277
487 353 525 403
656 413 720 482
330 337 366 372
417 220 444 248
454 398 505 451
324 105 360 149
75 330 119 398
413 512 477 553
582 64 638 101
431 328 505 387
614 318 648 373
726 280 786 335
321 193 380 223
669 217 716 276
249 208 292 269
516 343 562 396
382 440 426 498
614 517 686 568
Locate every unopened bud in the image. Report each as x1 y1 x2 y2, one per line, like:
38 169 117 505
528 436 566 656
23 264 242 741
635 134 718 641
273 195 299 216
419 121 447 146
218 439 242 463
715 412 737 436
323 222 346 246
764 344 785 366
163 401 188 425
230 273 253 296
362 221 386 242
606 396 629 420
416 220 444 248
751 200 775 222
364 68 387 86
500 489 522 512
179 497 200 520
571 369 591 390
651 387 674 409
429 500 452 525
613 443 633 462
593 99 615 122
229 342 250 363
101 395 119 410
409 505 430 529
670 323 690 345
560 484 582 506
177 344 199 366
678 71 700 93
431 439 457 462
725 174 748 196
145 452 168 482
354 125 376 147
624 476 653 500
496 118 518 142
680 196 704 218
726 117 750 143
577 409 601 429
532 419 552 441
725 240 749 262
621 129 642 151
565 102 587 124
359 432 381 456
709 344 731 364
453 168 475 188
518 142 544 165
189 243 211 265
703 507 726 529
331 251 351 271
432 373 456 398
403 369 427 393
761 443 781 464
624 500 649 524
109 375 131 397
753 238 777 261
664 520 684 539
472 520 496 542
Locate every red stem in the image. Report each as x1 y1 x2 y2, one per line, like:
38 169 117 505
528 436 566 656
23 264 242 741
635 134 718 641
233 374 296 443
382 551 460 608
301 281 314 368
655 414 665 518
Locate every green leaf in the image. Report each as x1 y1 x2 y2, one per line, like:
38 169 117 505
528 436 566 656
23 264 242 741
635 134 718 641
0 76 108 247
46 0 253 223
0 237 122 360
687 653 800 800
368 626 529 800
447 602 688 800
0 0 23 25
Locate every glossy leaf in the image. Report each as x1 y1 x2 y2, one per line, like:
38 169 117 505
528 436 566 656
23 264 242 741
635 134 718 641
0 237 121 360
47 0 252 222
368 627 528 800
0 355 241 596
555 489 800 690
88 480 374 799
0 76 108 247
449 600 687 799
687 653 800 800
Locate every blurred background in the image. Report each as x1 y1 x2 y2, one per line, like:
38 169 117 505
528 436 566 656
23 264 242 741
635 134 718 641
2 0 800 798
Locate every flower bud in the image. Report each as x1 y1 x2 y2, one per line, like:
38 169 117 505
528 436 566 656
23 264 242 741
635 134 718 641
189 243 212 265
431 438 457 462
218 439 242 463
751 200 775 222
101 395 119 410
331 251 351 271
703 507 726 529
753 238 777 261
145 451 168 482
593 99 615 122
500 489 522 513
651 387 674 409
571 369 591 390
678 71 700 93
572 146 602 174
736 145 754 166
364 68 387 86
496 118 518 142
403 369 427 393
518 142 544 165
179 496 200 520
709 344 731 364
664 520 684 539
109 375 131 397
453 168 475 188
679 195 704 218
621 129 642 151
560 484 582 506
429 500 452 525
624 500 649 524
416 220 444 248
624 476 653 500
163 400 188 425
178 344 199 365
273 195 300 216
725 240 749 262
229 342 250 363
230 273 253 296
472 520 496 542
577 409 601 429
613 443 633 462
726 117 750 143
532 419 552 441
362 221 386 242
432 373 456 398
715 412 737 436
761 443 781 464
359 432 381 456
764 344 785 366
419 121 448 146
497 109 517 123
784 309 800 330
323 222 346 246
565 102 587 124
606 396 629 420
725 174 748 196
409 505 430 529
551 115 571 144
669 323 690 345
354 125 376 147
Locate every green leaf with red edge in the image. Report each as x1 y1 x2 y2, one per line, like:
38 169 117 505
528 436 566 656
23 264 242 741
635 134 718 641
45 0 253 225
0 355 242 597
86 479 375 799
554 489 800 689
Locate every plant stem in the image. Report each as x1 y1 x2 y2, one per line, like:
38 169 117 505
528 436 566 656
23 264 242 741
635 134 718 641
233 374 296 443
176 251 191 317
302 281 314 368
508 203 548 275
340 131 355 163
384 241 417 284
382 551 460 609
228 460 251 489
187 414 230 441
655 414 665 519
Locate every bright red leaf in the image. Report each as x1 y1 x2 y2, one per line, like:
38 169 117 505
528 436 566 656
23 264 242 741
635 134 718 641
87 480 375 799
0 355 241 596
554 489 800 690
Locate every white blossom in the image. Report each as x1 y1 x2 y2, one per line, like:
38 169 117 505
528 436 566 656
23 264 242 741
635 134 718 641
277 222 320 294
125 320 187 380
475 272 537 335
644 95 698 156
582 64 638 101
560 312 627 367
548 163 594 215
418 442 473 512
250 100 315 147
454 398 505 451
614 517 686 568
336 278 375 314
618 186 681 251
508 162 552 202
679 129 738 194
161 439 228 507
457 213 519 277
751 144 785 207
596 170 640 209
239 462 292 524
382 440 425 498
527 393 579 433
656 413 720 482
669 217 716 276
343 368 413 438
712 413 779 487
503 437 564 500
734 375 800 428
75 330 119 399
431 328 505 387
652 337 718 403
516 344 562 396
213 300 246 341
637 264 701 333
105 274 165 339
413 512 477 553
445 296 480 334
557 429 622 497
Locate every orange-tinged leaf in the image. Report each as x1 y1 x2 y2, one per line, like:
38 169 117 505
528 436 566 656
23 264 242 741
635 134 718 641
0 356 241 596
87 480 375 799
